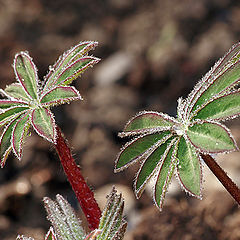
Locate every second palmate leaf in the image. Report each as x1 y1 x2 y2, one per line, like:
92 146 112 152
115 42 240 210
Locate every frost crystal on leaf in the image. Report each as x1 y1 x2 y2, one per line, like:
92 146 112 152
115 42 240 210
0 41 99 167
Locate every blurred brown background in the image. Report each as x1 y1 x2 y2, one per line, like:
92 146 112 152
0 0 240 239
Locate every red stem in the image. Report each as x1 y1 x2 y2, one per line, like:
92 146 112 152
201 153 240 205
55 126 101 230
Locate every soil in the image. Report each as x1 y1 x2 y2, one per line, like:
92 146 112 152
0 0 240 239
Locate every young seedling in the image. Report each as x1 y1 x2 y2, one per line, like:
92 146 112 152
17 187 127 240
0 42 102 230
115 42 240 210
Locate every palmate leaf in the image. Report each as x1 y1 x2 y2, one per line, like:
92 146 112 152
0 41 99 166
116 42 240 211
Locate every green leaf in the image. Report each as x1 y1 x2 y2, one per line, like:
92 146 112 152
31 108 56 143
154 138 178 210
97 187 127 240
177 136 201 197
0 119 17 167
44 41 98 90
121 111 176 136
0 100 27 110
187 121 237 153
12 112 30 160
4 83 31 101
190 61 240 117
44 195 86 240
135 137 174 198
53 57 100 87
194 91 240 121
185 42 240 119
0 106 28 127
115 131 172 172
14 52 38 99
40 86 82 107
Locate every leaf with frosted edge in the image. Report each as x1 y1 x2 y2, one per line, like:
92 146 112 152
187 121 237 153
14 52 38 99
177 136 201 197
122 111 176 136
40 86 82 107
31 108 56 143
52 57 100 87
0 120 17 167
98 194 122 239
56 194 85 240
193 91 240 121
0 100 27 110
4 83 31 101
189 61 240 119
97 187 127 240
0 106 28 127
44 197 72 240
12 112 30 160
44 41 98 90
154 138 178 210
44 195 86 240
45 227 57 240
115 131 172 172
135 137 174 198
185 42 240 119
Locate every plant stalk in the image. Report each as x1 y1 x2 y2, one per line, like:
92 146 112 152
55 126 101 230
201 153 240 205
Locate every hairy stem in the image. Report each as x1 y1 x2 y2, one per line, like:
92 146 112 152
201 153 240 205
55 126 101 230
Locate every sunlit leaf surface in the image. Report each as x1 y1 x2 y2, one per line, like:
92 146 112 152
116 42 240 210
